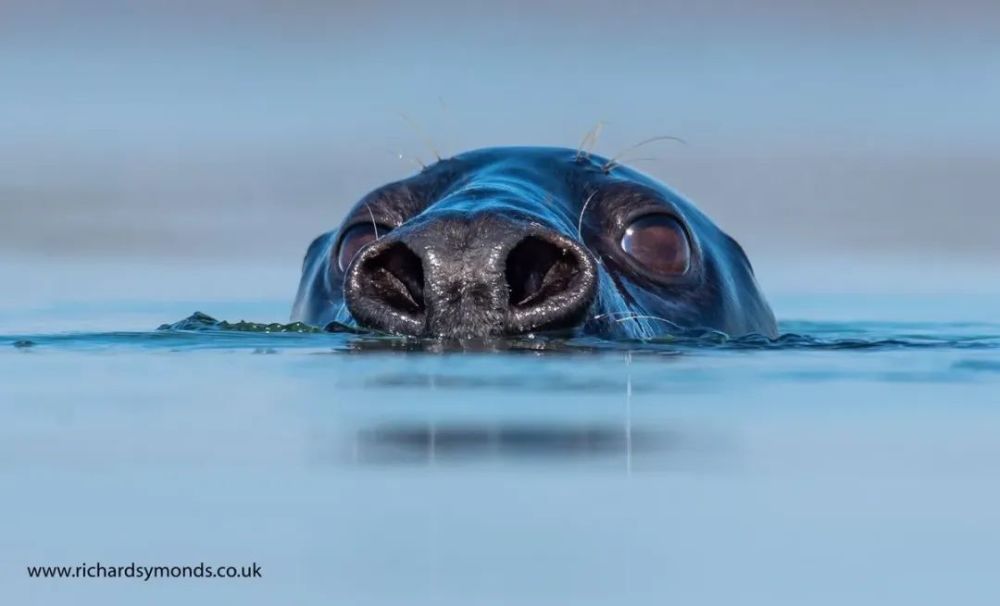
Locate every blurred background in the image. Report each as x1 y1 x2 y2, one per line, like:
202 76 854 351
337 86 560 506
3 0 1000 310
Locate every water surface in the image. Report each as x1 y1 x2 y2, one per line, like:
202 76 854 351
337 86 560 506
3 295 1000 605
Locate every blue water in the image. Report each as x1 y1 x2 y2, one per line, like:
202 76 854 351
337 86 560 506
3 295 1000 605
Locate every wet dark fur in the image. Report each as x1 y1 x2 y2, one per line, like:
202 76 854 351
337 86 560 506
292 147 777 339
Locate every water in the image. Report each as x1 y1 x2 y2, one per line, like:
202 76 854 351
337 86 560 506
3 294 1000 605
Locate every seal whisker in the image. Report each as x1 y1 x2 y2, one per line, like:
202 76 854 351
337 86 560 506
398 112 443 162
365 204 380 239
576 121 606 160
613 314 678 325
592 311 645 321
590 310 680 335
577 189 599 240
591 311 673 325
603 135 687 173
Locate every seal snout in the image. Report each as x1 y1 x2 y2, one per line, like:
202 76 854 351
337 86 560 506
343 216 597 338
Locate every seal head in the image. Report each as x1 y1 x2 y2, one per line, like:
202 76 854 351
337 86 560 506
292 146 777 340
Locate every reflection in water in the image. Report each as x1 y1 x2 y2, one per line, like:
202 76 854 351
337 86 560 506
952 358 1000 373
306 348 726 468
360 373 664 393
343 422 675 464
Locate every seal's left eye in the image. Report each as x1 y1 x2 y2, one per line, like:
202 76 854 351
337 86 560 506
620 215 691 276
337 224 388 272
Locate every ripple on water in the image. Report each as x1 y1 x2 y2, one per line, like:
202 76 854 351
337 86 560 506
2 311 999 354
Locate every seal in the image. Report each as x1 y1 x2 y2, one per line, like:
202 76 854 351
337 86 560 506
292 146 777 340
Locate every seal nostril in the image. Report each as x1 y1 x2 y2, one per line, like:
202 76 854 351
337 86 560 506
505 236 580 308
504 233 598 334
359 243 425 314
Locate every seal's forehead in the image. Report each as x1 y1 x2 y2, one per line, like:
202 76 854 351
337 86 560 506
380 146 709 233
429 146 696 213
438 146 606 185
449 146 591 164
435 146 688 199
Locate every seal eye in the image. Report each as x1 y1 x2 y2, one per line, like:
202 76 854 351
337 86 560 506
337 224 386 272
620 215 691 275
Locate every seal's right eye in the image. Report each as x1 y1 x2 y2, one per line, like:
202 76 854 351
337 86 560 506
620 214 691 276
337 224 387 272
